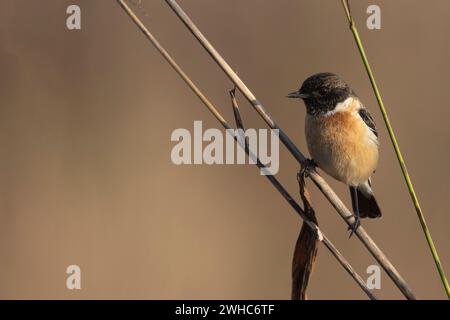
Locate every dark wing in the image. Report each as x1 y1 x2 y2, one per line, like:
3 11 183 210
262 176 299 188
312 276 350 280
359 108 378 137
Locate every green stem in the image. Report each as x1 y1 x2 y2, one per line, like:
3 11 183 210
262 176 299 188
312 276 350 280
344 8 450 299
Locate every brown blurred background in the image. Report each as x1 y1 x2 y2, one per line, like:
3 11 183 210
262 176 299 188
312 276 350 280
0 0 449 300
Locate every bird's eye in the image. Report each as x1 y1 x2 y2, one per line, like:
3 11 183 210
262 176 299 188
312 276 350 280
319 88 328 96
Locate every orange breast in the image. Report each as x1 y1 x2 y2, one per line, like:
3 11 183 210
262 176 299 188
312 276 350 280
305 107 378 186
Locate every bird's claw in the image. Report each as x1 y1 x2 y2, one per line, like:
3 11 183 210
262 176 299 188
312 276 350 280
347 216 361 238
298 158 317 181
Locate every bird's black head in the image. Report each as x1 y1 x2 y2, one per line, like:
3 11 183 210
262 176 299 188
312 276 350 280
287 72 354 116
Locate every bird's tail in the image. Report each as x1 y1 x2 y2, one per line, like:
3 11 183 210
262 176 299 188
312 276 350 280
349 184 382 219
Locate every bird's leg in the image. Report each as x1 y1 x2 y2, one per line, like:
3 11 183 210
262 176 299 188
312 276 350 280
348 186 361 237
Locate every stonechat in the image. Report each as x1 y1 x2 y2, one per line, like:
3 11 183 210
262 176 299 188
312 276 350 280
287 72 381 234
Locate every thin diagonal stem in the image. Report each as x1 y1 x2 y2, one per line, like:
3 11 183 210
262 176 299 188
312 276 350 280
116 0 378 300
341 0 450 299
164 0 415 299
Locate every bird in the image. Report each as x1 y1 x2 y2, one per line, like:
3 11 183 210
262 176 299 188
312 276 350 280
287 72 381 235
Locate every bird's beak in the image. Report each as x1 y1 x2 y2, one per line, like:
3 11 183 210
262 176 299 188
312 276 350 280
286 91 309 99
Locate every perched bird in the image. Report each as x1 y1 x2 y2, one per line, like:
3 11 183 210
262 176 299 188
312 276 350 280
287 72 381 234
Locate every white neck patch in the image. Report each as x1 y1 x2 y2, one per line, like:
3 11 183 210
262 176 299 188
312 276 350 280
324 97 355 116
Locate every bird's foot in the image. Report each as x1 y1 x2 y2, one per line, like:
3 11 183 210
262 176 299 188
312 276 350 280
346 215 361 238
298 158 317 181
